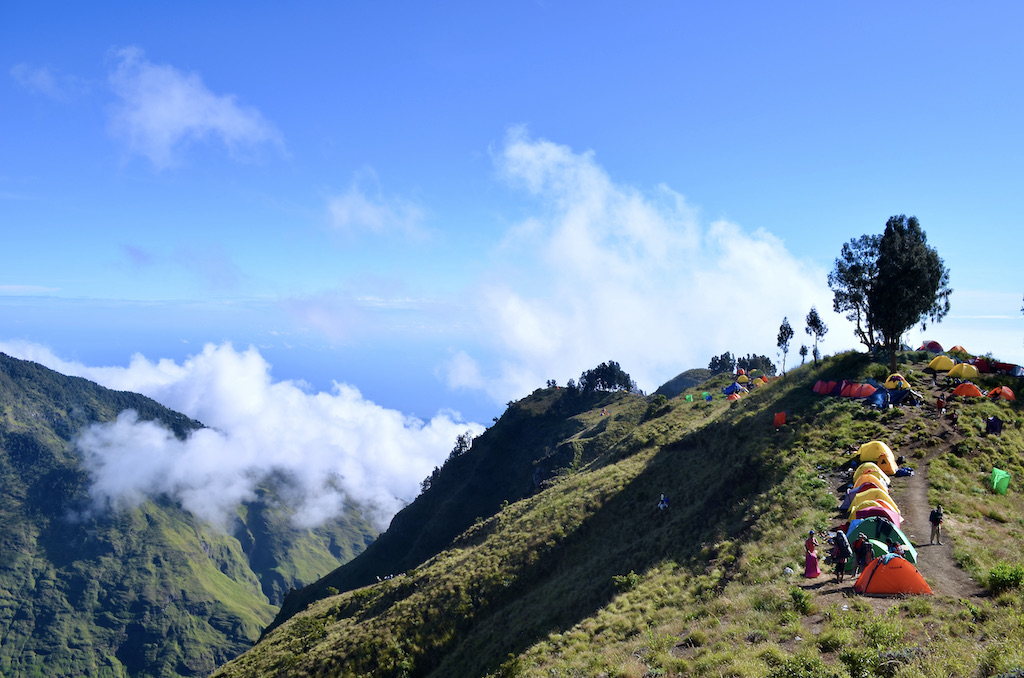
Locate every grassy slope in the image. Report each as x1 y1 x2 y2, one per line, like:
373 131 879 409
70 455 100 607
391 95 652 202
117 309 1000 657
0 353 377 678
215 351 1024 678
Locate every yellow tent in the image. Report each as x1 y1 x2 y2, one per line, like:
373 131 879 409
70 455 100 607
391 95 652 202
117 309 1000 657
856 441 898 475
927 355 956 372
736 374 749 383
851 488 899 513
884 374 909 389
854 462 891 485
849 496 900 518
949 363 979 380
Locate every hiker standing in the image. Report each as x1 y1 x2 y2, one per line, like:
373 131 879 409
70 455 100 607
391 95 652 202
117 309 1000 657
657 493 669 511
929 504 944 545
804 530 821 578
832 529 852 583
852 534 871 575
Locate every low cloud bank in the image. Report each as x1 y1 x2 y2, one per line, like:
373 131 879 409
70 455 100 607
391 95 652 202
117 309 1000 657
2 341 481 529
441 127 841 402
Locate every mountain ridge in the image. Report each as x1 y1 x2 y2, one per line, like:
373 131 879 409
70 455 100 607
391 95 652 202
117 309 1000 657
0 352 377 678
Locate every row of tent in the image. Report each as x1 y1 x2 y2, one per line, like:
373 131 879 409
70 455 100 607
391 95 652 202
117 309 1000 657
840 442 932 596
920 341 1024 377
812 375 920 409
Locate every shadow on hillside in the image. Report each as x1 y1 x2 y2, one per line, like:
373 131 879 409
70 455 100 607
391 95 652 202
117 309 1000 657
431 399 801 677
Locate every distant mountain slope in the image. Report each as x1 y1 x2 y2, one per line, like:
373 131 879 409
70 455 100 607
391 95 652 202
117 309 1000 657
215 352 1024 678
0 352 376 678
653 367 711 399
267 386 647 635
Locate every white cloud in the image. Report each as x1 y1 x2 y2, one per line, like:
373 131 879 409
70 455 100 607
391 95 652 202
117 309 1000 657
0 341 481 529
446 127 846 401
10 63 86 101
107 46 282 169
328 170 426 238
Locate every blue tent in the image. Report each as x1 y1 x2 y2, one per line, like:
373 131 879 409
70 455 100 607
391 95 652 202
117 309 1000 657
865 388 890 409
723 382 743 395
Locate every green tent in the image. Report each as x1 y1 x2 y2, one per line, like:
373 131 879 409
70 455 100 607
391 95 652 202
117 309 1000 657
992 468 1011 495
685 394 693 402
844 517 917 572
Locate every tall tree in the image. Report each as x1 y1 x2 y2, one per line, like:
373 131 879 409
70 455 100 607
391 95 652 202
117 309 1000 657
707 352 735 376
828 234 880 351
799 345 808 365
868 215 952 374
777 317 794 375
805 306 828 366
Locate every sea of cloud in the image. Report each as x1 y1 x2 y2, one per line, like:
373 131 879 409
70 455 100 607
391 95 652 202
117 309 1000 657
1 340 481 530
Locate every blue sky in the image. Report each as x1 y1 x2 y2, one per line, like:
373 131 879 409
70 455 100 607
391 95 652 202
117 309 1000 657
3 3 1023 522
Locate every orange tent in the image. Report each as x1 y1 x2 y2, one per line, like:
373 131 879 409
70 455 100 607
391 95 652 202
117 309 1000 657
989 386 1016 402
952 383 984 398
854 462 890 485
949 345 970 355
727 393 741 401
855 555 933 596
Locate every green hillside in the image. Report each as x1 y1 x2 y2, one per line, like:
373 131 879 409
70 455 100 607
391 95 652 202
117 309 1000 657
0 352 377 678
215 351 1024 678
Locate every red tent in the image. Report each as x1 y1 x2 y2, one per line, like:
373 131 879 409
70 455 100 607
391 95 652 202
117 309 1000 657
773 412 786 428
855 555 932 597
918 340 944 352
952 383 984 398
854 505 902 529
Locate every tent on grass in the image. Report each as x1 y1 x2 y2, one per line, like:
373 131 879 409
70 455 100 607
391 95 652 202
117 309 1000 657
723 382 744 395
948 363 980 380
855 505 902 529
949 345 971 356
855 441 898 475
854 462 891 485
849 497 900 518
855 554 933 596
884 374 909 390
952 383 984 398
847 517 917 563
988 386 1016 402
727 393 741 401
773 412 786 428
918 340 944 353
926 355 957 372
850 487 899 512
737 374 749 384
992 468 1010 495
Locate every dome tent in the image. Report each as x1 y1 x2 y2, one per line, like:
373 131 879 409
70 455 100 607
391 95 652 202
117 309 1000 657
855 554 933 596
854 441 898 475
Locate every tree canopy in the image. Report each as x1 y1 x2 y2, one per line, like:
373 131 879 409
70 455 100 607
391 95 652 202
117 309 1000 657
868 215 952 374
805 306 828 366
737 354 777 376
777 317 794 374
828 234 880 351
707 352 736 376
577 361 637 394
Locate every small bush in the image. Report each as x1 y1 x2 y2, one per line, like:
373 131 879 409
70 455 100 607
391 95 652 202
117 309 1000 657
988 562 1024 594
790 587 816 615
839 647 877 678
612 570 641 592
766 654 838 678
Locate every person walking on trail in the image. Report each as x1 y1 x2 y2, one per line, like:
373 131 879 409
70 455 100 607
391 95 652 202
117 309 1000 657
930 504 944 544
833 529 852 583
